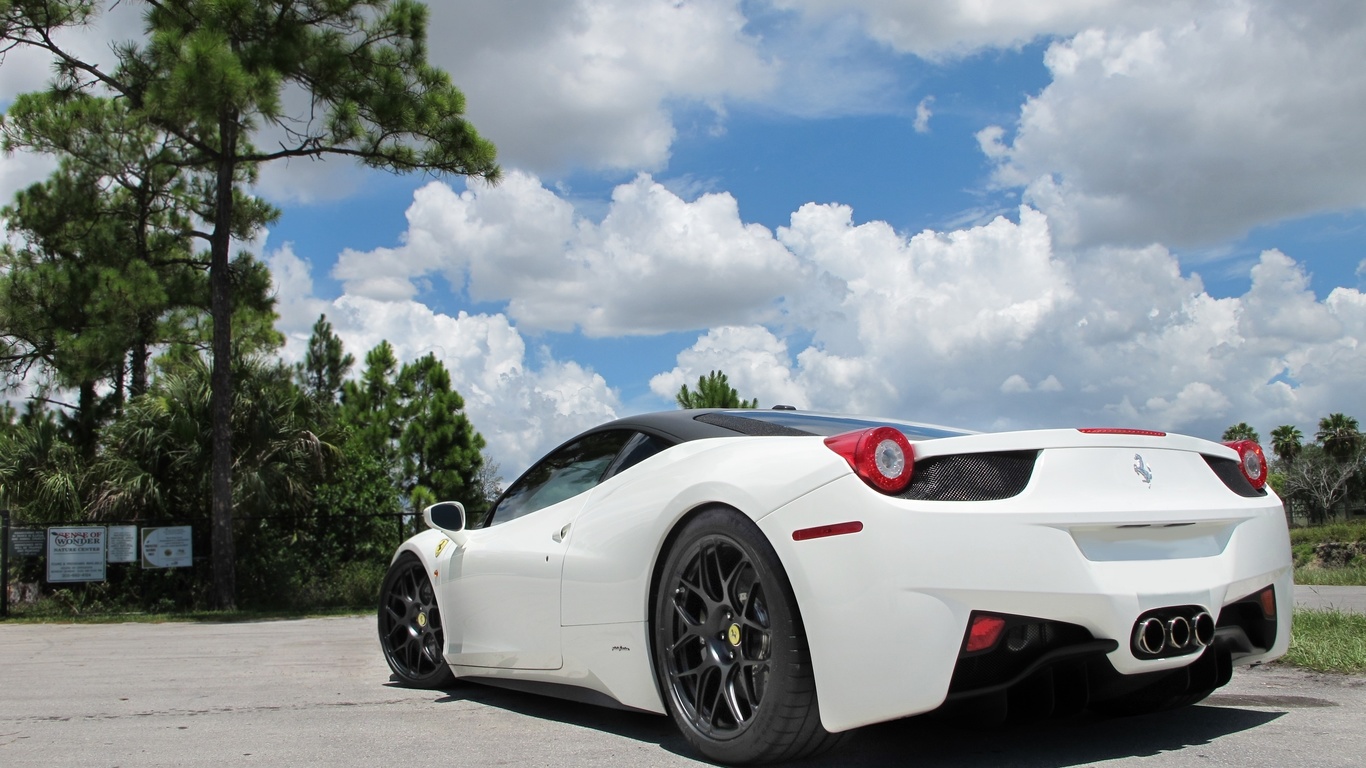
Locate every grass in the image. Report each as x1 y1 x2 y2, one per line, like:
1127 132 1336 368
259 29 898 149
1288 520 1366 547
1294 563 1366 586
1283 608 1366 674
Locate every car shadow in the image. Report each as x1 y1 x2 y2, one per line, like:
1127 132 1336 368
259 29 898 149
420 680 692 754
828 705 1284 767
409 679 1286 766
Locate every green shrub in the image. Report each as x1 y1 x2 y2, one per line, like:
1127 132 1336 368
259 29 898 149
302 560 387 609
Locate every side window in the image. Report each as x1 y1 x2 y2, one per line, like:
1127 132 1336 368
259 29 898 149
603 432 673 480
486 430 635 526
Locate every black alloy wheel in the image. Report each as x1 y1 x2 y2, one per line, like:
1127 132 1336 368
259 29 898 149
378 552 455 688
654 507 841 765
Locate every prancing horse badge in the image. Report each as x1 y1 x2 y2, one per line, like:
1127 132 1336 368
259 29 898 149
1133 454 1153 485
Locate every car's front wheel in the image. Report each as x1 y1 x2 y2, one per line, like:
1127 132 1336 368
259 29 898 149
653 507 841 765
378 552 455 688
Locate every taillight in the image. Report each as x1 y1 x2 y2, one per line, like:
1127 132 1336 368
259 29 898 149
1224 440 1267 490
824 427 915 494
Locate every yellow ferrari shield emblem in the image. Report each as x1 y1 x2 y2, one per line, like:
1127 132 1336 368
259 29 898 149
436 539 449 557
417 612 428 628
727 623 741 646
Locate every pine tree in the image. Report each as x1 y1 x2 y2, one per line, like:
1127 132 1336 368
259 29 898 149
675 370 759 409
296 314 354 408
396 354 486 522
3 1 497 607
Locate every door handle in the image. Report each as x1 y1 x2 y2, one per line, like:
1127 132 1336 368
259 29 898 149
552 523 571 543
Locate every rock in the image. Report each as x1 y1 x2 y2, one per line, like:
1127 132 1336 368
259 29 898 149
1313 541 1365 568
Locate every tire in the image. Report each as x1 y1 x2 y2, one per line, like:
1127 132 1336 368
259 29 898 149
652 507 842 765
378 552 456 689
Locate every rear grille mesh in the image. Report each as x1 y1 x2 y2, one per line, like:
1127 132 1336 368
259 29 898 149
1203 456 1267 497
901 451 1039 501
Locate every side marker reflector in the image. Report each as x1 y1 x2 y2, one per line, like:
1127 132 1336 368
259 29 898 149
965 614 1007 653
792 521 864 541
1258 586 1277 619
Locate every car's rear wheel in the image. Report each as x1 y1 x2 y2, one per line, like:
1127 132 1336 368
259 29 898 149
378 552 455 688
653 507 840 765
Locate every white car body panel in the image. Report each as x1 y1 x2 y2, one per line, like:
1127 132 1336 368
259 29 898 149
560 436 849 627
389 413 1292 738
437 493 587 670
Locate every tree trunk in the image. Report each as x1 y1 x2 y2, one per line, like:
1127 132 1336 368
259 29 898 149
209 119 239 610
130 316 152 398
76 380 98 461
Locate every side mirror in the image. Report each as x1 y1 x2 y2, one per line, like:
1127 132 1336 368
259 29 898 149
423 501 468 547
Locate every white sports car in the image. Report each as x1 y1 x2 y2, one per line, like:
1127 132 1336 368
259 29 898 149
378 408 1292 765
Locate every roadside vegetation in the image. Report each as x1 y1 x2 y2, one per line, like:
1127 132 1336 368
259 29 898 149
0 0 498 612
1284 609 1366 674
1290 520 1366 586
1279 520 1366 674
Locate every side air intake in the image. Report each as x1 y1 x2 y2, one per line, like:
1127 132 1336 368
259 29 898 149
900 451 1039 502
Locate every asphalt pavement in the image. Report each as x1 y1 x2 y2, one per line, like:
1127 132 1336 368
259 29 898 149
1293 584 1366 613
1 604 1365 767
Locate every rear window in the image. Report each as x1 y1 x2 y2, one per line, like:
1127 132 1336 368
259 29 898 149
697 410 971 440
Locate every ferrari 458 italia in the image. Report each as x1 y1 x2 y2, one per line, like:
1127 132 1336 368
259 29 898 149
378 408 1291 764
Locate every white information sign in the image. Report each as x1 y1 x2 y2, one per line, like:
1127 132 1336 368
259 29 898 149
141 526 192 568
47 527 107 583
107 525 138 564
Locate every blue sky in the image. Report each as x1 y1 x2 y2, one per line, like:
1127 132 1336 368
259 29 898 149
3 1 1365 476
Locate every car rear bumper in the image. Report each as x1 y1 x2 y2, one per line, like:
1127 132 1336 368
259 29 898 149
757 473 1293 733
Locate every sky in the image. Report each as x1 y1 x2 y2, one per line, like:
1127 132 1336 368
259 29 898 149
2 0 1365 478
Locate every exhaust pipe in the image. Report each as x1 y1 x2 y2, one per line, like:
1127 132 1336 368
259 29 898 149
1133 609 1216 657
1133 617 1167 655
1166 615 1192 651
1192 611 1216 648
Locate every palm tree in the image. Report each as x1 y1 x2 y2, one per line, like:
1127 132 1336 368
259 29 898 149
93 356 332 523
0 407 85 521
1221 422 1259 443
1270 425 1304 464
1316 413 1361 462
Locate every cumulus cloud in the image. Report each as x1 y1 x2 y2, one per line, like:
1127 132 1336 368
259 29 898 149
649 206 1365 440
979 1 1366 247
333 171 801 336
2 1 774 201
649 326 811 409
426 0 775 174
773 0 1174 60
270 246 620 475
320 162 1364 446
